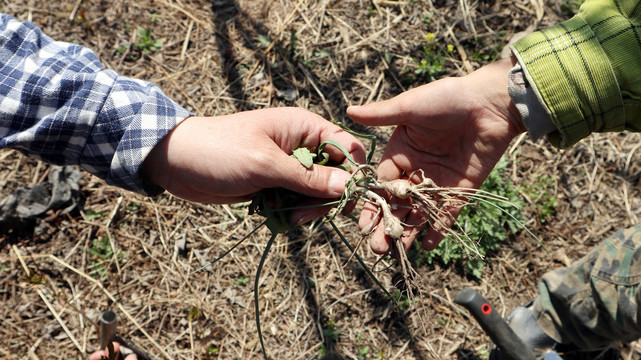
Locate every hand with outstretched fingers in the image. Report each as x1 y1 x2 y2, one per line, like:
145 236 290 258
347 57 526 254
88 341 137 360
144 107 366 225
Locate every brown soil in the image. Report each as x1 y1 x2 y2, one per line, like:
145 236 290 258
2 0 641 359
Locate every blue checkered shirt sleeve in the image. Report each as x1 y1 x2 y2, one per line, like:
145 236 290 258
0 14 192 195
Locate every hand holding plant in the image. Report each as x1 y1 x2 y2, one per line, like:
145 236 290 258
144 107 366 223
347 57 526 254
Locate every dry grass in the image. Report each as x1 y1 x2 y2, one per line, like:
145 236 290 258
2 0 641 359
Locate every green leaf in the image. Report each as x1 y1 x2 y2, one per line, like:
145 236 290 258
322 320 340 342
317 49 331 58
136 27 149 38
331 120 377 165
207 345 219 355
291 147 316 169
19 270 46 285
318 140 358 166
316 152 330 166
188 306 201 321
257 34 272 47
85 210 105 220
234 276 249 286
358 346 370 360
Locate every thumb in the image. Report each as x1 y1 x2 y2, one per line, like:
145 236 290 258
270 154 352 198
347 79 460 126
346 88 423 126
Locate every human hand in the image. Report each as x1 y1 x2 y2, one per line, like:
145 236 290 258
88 341 137 360
347 57 526 254
144 107 366 225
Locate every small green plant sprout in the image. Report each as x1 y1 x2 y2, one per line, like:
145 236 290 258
257 34 272 48
413 33 448 82
87 236 126 280
135 27 163 53
207 344 219 356
322 320 340 342
85 209 106 220
391 288 419 312
233 276 249 286
89 236 117 259
318 344 330 359
126 201 141 212
115 44 128 56
521 174 557 223
19 269 46 285
358 346 370 360
188 305 201 322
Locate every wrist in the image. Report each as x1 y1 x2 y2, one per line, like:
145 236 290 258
507 59 558 141
469 56 527 136
501 57 528 135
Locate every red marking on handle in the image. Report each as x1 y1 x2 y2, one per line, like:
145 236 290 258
482 303 492 315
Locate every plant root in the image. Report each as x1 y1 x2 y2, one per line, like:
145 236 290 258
345 169 517 304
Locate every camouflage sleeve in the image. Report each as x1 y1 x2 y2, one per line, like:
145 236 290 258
531 226 641 349
510 0 641 148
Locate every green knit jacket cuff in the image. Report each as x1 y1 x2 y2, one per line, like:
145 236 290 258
510 15 625 148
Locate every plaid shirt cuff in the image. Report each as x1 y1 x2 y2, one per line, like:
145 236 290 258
0 14 192 195
97 78 191 196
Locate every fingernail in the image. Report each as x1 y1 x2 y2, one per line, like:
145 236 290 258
346 105 361 114
329 171 351 197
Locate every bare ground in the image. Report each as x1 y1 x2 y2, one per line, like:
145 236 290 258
2 0 641 359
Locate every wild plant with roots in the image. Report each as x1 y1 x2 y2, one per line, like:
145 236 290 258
335 161 520 300
194 121 526 358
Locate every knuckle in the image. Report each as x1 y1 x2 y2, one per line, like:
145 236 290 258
299 165 327 190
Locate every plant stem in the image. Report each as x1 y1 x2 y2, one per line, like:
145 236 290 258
191 219 268 274
255 232 278 359
327 218 415 348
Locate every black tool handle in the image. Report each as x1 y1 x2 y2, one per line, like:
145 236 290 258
454 288 536 360
98 310 152 360
99 310 117 350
